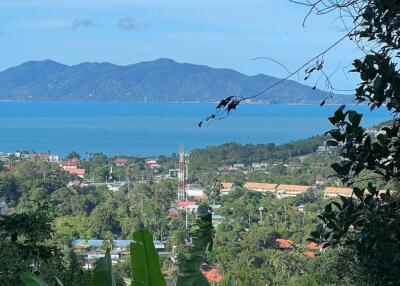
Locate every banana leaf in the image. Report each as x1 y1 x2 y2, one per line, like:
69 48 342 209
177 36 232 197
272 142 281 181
91 250 116 286
130 229 166 286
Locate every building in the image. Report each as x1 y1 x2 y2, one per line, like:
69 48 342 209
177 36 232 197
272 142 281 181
186 184 205 199
106 182 125 192
70 239 165 267
145 159 160 168
276 239 293 250
218 164 234 171
168 169 179 178
317 140 338 154
324 187 353 199
66 168 85 178
220 182 234 195
115 158 129 167
244 182 278 193
244 182 309 198
201 265 222 284
212 214 224 226
275 184 309 199
60 159 79 170
176 200 198 212
233 163 245 170
0 199 7 215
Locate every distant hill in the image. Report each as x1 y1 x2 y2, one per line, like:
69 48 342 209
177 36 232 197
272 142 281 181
0 58 352 104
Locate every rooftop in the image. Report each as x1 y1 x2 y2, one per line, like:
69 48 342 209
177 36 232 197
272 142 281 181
276 184 309 192
244 182 278 190
324 187 353 195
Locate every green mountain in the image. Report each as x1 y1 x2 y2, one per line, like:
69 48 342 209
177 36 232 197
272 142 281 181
0 58 351 103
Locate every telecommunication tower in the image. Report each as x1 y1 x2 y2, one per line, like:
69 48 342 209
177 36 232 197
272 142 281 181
177 144 187 200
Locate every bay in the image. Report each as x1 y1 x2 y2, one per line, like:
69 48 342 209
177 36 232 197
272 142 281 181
0 102 391 157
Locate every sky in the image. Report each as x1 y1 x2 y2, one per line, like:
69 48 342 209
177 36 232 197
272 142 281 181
0 0 360 90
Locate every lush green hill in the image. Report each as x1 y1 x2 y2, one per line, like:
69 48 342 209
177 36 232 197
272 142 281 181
0 58 351 103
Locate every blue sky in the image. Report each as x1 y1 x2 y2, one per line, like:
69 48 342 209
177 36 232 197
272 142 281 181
0 0 359 89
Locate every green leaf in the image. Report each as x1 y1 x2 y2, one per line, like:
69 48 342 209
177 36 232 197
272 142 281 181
348 111 362 127
91 250 116 286
353 187 364 200
20 272 49 286
130 229 166 286
55 277 64 286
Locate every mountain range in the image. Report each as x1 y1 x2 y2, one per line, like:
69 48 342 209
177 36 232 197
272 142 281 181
0 58 351 104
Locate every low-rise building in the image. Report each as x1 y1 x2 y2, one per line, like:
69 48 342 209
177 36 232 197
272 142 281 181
66 168 85 178
233 163 245 170
176 200 198 212
276 239 293 250
106 182 125 192
0 199 7 215
115 158 129 167
145 159 160 168
275 184 309 199
244 182 278 193
212 214 224 226
201 265 222 284
324 187 353 199
186 184 205 199
60 159 79 170
221 182 234 195
168 169 179 178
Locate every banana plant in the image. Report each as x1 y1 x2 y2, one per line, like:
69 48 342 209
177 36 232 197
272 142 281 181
130 229 167 286
91 250 116 286
21 229 167 286
20 272 64 286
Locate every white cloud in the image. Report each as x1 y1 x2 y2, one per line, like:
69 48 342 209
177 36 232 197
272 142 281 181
117 17 150 31
71 17 96 29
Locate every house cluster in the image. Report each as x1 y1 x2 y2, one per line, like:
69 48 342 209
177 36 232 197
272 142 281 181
218 163 246 171
242 182 310 199
275 238 326 258
221 182 374 200
0 151 60 162
70 239 166 267
60 159 86 178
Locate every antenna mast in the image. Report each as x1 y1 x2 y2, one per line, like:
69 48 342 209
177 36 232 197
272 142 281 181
177 144 186 200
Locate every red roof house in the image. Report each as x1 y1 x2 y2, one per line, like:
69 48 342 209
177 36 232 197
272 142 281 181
67 168 85 178
115 158 129 166
176 200 196 207
60 159 79 170
31 153 50 160
276 239 293 249
201 265 222 284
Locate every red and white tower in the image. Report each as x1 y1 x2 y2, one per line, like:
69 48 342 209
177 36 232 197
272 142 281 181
177 144 187 200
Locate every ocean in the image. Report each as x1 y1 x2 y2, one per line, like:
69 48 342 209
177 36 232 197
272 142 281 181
0 102 391 157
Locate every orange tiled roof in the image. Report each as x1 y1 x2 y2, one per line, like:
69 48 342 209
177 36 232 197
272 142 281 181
276 239 293 249
324 187 353 195
276 184 309 192
307 242 327 250
221 182 234 189
201 266 222 283
304 251 315 257
244 182 278 190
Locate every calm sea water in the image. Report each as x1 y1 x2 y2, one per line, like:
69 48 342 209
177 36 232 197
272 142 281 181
0 102 391 157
